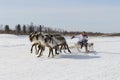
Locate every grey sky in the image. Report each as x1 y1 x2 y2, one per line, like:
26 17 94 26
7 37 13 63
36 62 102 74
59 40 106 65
0 0 120 33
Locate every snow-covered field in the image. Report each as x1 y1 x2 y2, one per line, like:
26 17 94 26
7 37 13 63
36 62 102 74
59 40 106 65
0 34 120 80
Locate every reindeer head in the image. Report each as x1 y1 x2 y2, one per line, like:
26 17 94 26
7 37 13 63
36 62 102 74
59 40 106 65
29 32 35 42
44 34 51 43
29 32 39 42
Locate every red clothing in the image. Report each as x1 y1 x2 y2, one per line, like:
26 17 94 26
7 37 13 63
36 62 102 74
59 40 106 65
82 34 88 38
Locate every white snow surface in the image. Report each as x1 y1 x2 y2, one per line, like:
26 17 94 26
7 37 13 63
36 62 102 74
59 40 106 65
0 34 120 80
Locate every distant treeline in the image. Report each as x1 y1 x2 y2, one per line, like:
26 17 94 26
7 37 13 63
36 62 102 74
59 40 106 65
0 23 67 35
0 23 120 36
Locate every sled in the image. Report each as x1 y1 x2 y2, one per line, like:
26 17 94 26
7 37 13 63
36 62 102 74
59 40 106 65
69 42 96 54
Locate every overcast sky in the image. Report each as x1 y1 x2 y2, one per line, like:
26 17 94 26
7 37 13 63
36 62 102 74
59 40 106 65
0 0 120 33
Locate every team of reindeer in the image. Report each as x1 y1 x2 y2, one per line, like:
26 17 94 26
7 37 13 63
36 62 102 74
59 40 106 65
29 32 94 58
29 32 71 57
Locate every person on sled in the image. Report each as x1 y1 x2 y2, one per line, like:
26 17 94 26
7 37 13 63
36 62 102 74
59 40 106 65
71 31 89 52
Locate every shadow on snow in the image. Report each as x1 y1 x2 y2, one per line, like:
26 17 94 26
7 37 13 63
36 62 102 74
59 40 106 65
58 54 100 60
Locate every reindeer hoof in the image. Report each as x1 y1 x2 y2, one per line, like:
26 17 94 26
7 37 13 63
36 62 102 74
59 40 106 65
56 53 59 55
69 51 71 53
37 55 41 57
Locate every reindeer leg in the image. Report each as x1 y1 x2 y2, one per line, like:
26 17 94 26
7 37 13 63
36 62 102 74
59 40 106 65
59 45 63 53
37 44 42 55
37 46 40 55
55 46 59 55
65 43 71 53
51 48 54 58
37 50 41 57
37 46 45 57
61 44 67 53
37 48 43 57
48 48 51 57
35 45 38 55
31 43 36 53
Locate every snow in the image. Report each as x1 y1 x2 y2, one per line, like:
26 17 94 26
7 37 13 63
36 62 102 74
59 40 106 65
0 34 120 80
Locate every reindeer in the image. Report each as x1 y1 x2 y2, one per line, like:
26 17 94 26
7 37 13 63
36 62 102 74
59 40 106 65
49 34 71 53
34 32 46 57
29 32 71 58
29 32 40 54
